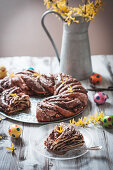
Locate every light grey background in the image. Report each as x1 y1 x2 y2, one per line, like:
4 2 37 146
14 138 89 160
0 0 113 57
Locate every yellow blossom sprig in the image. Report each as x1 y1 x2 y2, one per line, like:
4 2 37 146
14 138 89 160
60 77 68 83
0 117 3 122
10 93 19 98
66 85 73 93
6 143 16 152
33 72 41 78
70 117 89 127
9 72 15 78
70 111 104 127
89 112 104 124
44 0 104 25
55 125 64 133
78 0 104 22
61 77 65 83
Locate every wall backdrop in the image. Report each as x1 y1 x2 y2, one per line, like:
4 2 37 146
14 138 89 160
0 0 113 57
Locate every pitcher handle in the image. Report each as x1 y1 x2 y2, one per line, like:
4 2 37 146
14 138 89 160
41 11 64 62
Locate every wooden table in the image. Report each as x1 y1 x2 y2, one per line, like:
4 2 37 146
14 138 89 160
0 55 113 170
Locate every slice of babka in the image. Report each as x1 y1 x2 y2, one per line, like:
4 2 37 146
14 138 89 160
0 86 30 115
44 123 84 153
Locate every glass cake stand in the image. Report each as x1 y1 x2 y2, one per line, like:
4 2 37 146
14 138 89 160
32 123 93 160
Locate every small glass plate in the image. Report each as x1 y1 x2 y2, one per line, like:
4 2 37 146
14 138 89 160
32 123 93 160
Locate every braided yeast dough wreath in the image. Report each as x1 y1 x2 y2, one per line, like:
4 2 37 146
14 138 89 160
36 73 88 122
0 70 88 122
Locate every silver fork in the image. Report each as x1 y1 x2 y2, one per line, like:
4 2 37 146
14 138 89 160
73 146 102 151
57 146 102 154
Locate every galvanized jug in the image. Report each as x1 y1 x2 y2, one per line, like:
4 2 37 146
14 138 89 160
41 11 93 80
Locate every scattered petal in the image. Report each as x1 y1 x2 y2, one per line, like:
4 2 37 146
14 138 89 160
55 125 64 133
10 93 19 98
66 85 73 93
6 143 16 152
69 112 104 127
33 73 41 78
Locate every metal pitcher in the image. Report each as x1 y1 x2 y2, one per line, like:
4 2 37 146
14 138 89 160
41 11 93 80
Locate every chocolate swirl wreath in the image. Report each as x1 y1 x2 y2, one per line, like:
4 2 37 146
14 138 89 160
0 70 88 121
36 74 88 122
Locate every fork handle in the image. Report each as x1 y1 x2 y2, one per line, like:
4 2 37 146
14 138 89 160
74 146 102 151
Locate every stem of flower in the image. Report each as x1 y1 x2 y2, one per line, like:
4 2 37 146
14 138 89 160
66 0 68 6
85 0 88 14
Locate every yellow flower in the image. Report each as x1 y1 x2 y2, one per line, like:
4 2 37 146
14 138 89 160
55 125 64 133
44 0 104 24
89 113 95 122
46 2 51 9
99 111 104 119
69 111 104 127
89 112 104 124
84 117 89 125
66 85 73 93
0 136 2 139
57 1 69 13
60 77 65 83
70 117 89 127
6 143 15 152
10 72 15 78
10 93 19 98
60 77 68 83
94 116 99 124
70 118 75 125
33 73 41 78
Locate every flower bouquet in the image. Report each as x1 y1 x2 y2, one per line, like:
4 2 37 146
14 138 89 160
42 0 104 80
44 0 104 24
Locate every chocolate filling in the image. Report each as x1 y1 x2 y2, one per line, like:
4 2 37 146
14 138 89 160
0 71 88 120
0 86 30 115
